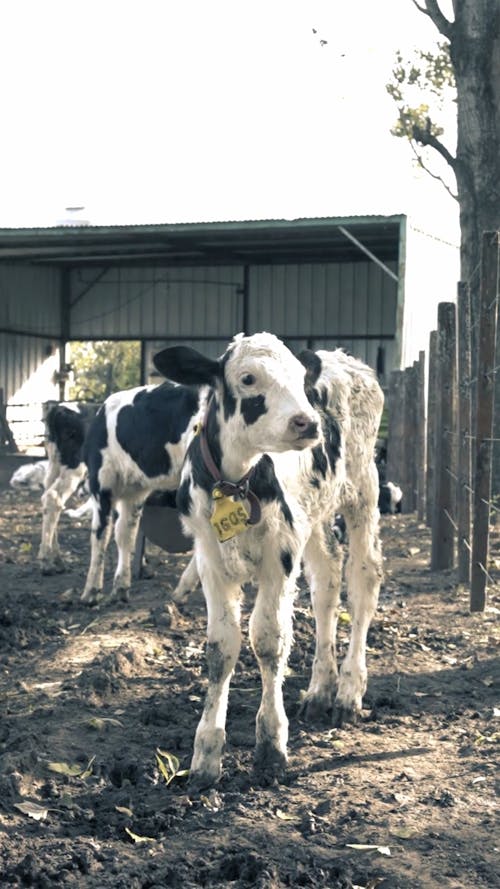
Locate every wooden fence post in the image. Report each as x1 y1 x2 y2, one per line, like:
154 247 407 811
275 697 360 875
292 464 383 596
470 232 499 612
457 282 472 586
431 302 457 570
426 330 438 527
387 369 404 495
403 364 418 512
416 351 426 522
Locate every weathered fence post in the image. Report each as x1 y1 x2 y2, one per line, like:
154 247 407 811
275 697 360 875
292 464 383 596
387 369 404 497
403 364 418 512
416 351 426 522
426 330 438 527
457 282 472 586
431 302 457 570
470 232 499 612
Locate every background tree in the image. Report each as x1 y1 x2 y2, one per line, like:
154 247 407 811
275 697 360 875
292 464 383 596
67 341 141 403
388 0 500 283
387 0 500 491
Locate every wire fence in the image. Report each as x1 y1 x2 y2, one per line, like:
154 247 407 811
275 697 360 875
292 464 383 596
387 230 500 614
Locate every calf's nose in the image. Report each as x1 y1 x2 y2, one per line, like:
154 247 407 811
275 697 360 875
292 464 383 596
289 413 318 439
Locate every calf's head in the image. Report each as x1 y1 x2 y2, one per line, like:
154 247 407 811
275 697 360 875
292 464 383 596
153 332 321 455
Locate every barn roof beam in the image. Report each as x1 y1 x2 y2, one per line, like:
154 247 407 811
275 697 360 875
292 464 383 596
337 225 399 282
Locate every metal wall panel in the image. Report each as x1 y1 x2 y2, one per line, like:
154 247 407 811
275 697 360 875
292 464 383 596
248 260 397 381
0 332 60 449
69 266 244 340
0 264 61 336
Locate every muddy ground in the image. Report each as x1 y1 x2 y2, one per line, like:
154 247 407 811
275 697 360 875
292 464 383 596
0 485 498 889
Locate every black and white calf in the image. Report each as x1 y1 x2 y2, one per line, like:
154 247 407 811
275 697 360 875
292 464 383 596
378 481 403 514
38 405 95 574
80 382 206 605
154 332 384 789
10 460 48 491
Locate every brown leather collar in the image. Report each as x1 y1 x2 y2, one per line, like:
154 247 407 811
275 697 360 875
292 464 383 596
199 401 261 526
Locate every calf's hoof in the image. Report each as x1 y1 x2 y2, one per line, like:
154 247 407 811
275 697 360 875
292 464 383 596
253 740 287 785
80 587 104 607
298 692 333 725
111 585 130 603
188 767 221 793
332 702 361 728
40 556 66 576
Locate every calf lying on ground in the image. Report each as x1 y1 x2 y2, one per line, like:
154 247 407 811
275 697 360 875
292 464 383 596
81 382 206 605
154 332 384 788
38 405 95 574
10 460 48 491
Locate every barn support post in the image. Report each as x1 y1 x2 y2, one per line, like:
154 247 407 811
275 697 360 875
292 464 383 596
431 301 457 571
426 330 438 527
457 282 472 586
387 369 404 501
240 265 250 335
0 388 18 454
402 365 418 512
470 232 499 612
416 350 426 522
58 268 71 402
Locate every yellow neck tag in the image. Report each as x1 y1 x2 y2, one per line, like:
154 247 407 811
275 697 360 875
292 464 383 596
210 492 250 542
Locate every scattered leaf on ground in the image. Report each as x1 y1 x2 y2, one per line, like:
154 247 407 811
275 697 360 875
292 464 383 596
124 827 156 844
346 844 391 856
14 801 48 821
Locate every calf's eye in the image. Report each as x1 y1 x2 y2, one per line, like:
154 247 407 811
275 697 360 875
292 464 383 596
241 373 256 386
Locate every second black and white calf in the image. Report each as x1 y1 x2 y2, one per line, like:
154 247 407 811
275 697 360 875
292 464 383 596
154 332 384 788
81 382 206 604
38 404 94 574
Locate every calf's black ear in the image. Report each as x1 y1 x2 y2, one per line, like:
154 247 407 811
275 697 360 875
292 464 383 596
298 349 322 387
153 346 221 386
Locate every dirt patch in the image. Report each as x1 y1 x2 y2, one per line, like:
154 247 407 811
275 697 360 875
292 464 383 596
0 486 498 888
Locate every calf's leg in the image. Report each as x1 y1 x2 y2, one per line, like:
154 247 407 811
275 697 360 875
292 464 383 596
335 492 383 724
38 464 86 574
300 524 344 721
250 551 299 779
171 554 199 602
190 558 241 789
81 491 113 604
112 495 146 601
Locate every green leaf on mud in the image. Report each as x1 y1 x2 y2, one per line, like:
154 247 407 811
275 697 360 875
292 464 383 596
124 827 156 844
15 801 48 821
87 716 124 730
156 748 189 786
474 732 500 745
19 542 32 554
48 755 96 779
338 611 351 624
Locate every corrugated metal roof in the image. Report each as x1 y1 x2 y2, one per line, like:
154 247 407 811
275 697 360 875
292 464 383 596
0 214 405 268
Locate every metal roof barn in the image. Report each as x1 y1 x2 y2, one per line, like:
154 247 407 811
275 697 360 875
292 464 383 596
0 214 459 451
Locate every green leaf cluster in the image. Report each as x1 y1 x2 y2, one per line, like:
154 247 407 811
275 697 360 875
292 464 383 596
67 340 141 403
386 41 455 141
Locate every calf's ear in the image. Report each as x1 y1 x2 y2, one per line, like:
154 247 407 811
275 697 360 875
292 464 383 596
298 349 322 387
153 345 221 386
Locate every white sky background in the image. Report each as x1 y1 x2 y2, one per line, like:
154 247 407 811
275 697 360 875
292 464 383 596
0 0 458 242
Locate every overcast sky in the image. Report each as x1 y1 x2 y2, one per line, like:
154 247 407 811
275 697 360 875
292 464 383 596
0 0 458 240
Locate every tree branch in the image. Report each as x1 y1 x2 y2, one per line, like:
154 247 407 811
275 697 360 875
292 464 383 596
409 141 458 200
412 118 457 170
411 0 453 40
